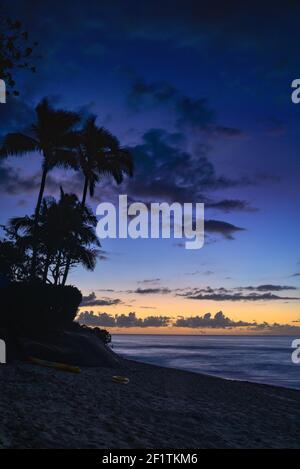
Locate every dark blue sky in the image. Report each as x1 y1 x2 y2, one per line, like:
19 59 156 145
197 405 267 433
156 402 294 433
1 0 300 332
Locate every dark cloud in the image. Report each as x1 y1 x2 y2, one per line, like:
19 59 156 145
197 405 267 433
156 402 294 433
128 79 245 137
134 287 171 295
239 284 297 292
177 285 299 301
9 0 300 61
175 96 215 129
206 199 256 213
185 270 214 276
179 289 299 302
77 309 300 332
138 278 161 284
141 315 170 327
77 311 170 327
77 311 116 327
80 292 121 307
128 128 246 205
0 161 40 195
205 220 245 240
174 311 300 332
175 311 252 328
128 80 177 110
208 126 246 139
0 96 35 139
291 273 300 277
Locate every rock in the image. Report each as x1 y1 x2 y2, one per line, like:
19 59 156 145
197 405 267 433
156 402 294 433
19 330 121 367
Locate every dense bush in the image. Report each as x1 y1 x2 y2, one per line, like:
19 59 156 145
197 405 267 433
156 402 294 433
0 282 82 336
70 321 112 344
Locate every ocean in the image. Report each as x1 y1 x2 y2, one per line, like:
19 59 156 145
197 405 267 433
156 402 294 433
112 334 300 390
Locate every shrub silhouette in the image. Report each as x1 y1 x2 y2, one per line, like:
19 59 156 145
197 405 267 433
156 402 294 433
70 321 111 344
0 283 82 336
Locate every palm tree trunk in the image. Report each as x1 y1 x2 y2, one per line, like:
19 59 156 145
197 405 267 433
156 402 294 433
42 254 51 284
62 258 71 286
54 251 62 285
81 177 89 207
61 176 88 286
31 166 48 279
35 166 48 219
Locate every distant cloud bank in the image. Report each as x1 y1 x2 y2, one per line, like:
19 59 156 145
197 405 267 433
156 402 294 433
76 310 300 334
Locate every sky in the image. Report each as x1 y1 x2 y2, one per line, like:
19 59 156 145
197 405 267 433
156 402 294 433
1 0 300 334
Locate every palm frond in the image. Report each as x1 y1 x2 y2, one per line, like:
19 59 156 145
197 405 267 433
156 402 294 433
0 132 39 157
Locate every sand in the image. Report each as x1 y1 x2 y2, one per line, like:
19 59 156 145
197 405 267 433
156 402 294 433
0 359 300 449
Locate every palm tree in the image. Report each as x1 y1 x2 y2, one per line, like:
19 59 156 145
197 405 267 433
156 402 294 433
9 189 100 285
78 116 133 207
0 99 80 277
60 116 134 282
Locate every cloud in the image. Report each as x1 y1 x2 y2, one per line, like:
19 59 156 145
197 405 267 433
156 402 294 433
134 287 171 295
128 79 178 110
0 161 40 195
185 270 214 276
206 199 257 213
205 220 245 240
291 273 300 277
10 0 300 60
174 311 300 332
127 128 247 204
181 292 299 302
128 79 245 138
77 311 116 327
77 311 170 327
239 284 297 292
76 309 300 333
0 96 35 139
175 95 215 129
138 278 161 284
175 311 252 328
178 286 299 301
80 292 121 307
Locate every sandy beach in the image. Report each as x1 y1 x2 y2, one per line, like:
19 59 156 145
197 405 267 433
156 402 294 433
0 359 300 449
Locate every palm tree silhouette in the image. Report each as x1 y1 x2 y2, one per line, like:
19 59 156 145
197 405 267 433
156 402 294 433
10 189 100 285
78 116 133 207
60 116 134 281
1 99 80 277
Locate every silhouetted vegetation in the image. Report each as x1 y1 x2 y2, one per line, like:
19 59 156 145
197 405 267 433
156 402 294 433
1 98 133 283
0 98 133 345
0 283 82 336
5 189 100 285
0 14 38 95
1 99 80 278
78 116 133 207
70 321 112 344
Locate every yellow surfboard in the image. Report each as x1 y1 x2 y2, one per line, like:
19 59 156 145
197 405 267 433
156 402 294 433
27 356 81 373
112 375 130 384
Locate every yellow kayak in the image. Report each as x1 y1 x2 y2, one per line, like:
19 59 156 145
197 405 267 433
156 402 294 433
112 375 130 384
27 356 81 373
